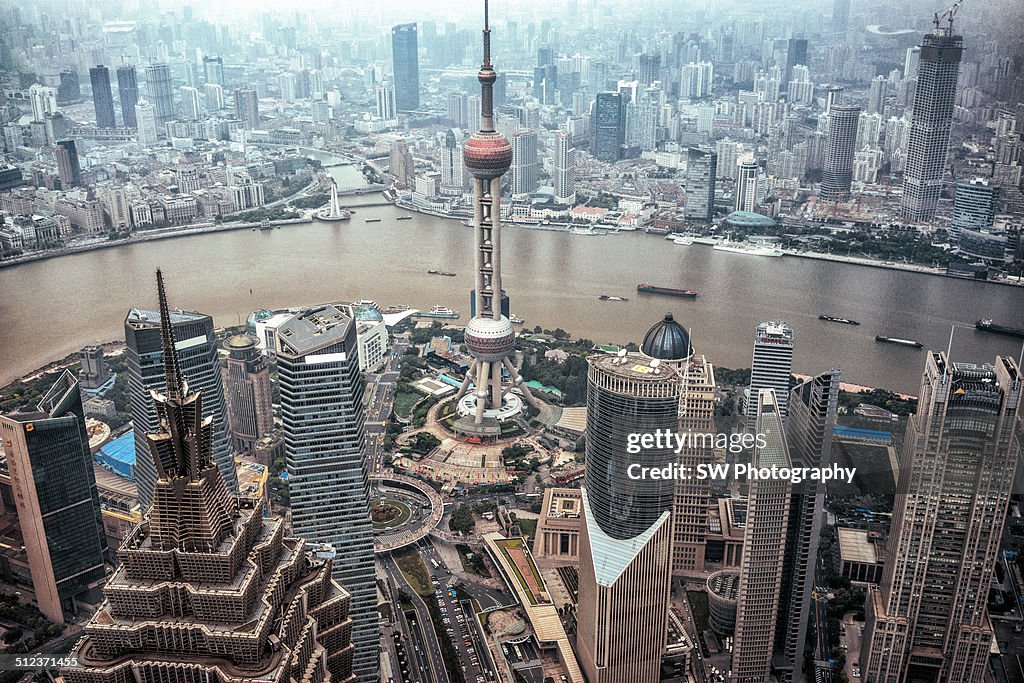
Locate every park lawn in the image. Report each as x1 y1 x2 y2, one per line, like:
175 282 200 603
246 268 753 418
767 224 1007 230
393 388 422 419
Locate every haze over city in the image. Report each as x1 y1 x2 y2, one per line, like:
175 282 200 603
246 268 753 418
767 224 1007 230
0 0 1022 682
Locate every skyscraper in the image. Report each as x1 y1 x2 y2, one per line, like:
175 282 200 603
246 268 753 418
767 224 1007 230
90 65 117 129
735 155 760 212
731 389 794 682
202 55 224 85
510 129 538 196
747 321 794 426
222 334 273 455
180 85 201 120
452 1 542 435
440 129 465 195
234 87 259 129
61 272 357 683
951 177 998 241
391 23 420 112
145 63 175 125
204 82 224 111
135 100 158 145
867 74 888 115
116 65 138 128
55 138 81 188
685 147 717 220
862 352 1022 681
28 84 57 122
376 80 397 120
901 27 963 223
275 306 377 683
553 131 575 204
784 38 808 84
822 104 860 200
778 368 840 681
593 91 625 162
577 314 689 683
57 69 80 104
124 303 237 512
0 370 106 625
833 0 850 31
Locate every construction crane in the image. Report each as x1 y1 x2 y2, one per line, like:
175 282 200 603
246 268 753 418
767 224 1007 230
933 0 963 33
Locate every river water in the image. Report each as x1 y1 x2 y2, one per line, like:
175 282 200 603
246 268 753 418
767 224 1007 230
0 163 1020 394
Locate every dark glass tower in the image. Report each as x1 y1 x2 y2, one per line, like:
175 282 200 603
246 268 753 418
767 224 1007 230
275 306 377 683
785 38 808 83
577 314 689 683
55 138 81 188
89 64 116 128
901 28 963 222
58 69 80 104
124 303 237 513
585 332 684 539
0 370 107 625
116 65 138 128
822 104 860 200
593 91 625 162
391 23 420 112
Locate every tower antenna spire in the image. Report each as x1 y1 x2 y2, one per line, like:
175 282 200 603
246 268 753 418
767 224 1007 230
156 269 187 400
478 0 495 130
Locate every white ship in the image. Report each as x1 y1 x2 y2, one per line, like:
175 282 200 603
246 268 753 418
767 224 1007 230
712 240 783 257
672 235 695 246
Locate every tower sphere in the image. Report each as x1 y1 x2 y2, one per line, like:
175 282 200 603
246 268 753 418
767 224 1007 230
464 315 516 361
464 130 512 179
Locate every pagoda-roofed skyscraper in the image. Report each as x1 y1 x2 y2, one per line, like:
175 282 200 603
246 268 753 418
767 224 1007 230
60 271 356 683
453 0 541 438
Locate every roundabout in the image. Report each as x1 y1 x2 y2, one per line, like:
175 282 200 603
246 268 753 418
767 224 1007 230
369 474 445 553
370 498 412 530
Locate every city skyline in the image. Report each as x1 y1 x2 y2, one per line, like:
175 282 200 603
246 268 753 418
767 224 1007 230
0 0 1022 682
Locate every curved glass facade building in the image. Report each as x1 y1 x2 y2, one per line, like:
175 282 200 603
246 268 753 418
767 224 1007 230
584 353 682 540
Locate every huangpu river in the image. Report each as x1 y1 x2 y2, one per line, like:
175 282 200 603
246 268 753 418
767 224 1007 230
0 163 1020 394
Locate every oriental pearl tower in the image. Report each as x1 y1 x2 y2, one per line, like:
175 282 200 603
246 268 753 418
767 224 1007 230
453 0 541 437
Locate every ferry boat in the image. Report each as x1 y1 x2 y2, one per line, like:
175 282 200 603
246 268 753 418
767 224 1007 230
672 235 695 246
415 305 460 319
819 315 860 326
353 299 380 310
637 284 698 298
975 318 1024 338
397 215 413 221
382 305 411 314
598 295 629 301
713 240 783 256
427 270 457 277
875 335 924 348
509 314 525 324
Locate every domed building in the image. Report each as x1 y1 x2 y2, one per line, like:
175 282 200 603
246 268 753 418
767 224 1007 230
641 312 692 363
722 210 777 232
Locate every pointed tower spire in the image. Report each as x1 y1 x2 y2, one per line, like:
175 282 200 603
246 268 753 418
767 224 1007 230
477 0 496 132
156 269 187 400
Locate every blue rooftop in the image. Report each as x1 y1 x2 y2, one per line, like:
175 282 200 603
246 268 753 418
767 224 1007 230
96 431 136 480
